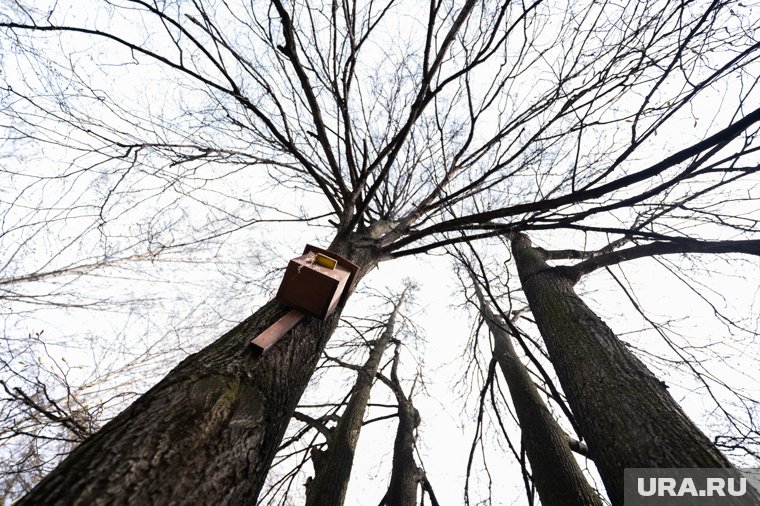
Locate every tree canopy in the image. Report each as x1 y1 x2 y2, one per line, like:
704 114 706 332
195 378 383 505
2 0 760 504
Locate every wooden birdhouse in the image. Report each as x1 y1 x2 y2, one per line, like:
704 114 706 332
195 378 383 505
275 245 358 319
249 245 359 354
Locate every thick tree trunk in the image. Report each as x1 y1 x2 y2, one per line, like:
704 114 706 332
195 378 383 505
304 297 401 506
511 233 741 505
18 238 381 506
470 276 602 506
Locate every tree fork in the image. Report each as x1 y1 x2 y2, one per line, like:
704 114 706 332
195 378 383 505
378 343 424 506
304 291 405 506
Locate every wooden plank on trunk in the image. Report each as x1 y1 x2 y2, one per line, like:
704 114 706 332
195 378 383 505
250 309 305 355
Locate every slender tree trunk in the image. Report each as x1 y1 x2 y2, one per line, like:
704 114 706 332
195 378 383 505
380 344 421 506
384 397 419 506
511 233 742 505
304 295 403 506
469 275 603 506
18 238 382 506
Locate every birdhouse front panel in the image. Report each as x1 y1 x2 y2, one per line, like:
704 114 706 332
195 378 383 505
275 252 352 319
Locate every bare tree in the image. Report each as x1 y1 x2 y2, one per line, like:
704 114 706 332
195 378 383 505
0 332 97 502
1 0 760 503
458 254 602 506
302 285 410 506
260 283 426 505
511 232 760 505
376 341 438 506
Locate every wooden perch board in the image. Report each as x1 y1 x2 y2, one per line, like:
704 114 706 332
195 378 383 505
249 309 305 355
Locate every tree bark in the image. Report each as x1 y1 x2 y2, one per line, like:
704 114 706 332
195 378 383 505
380 345 421 506
469 275 603 506
511 233 745 505
18 238 382 506
304 295 403 506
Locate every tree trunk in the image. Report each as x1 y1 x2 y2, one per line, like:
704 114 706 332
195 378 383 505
18 238 381 506
470 275 603 506
383 397 419 506
304 295 402 506
511 233 740 505
381 345 421 506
